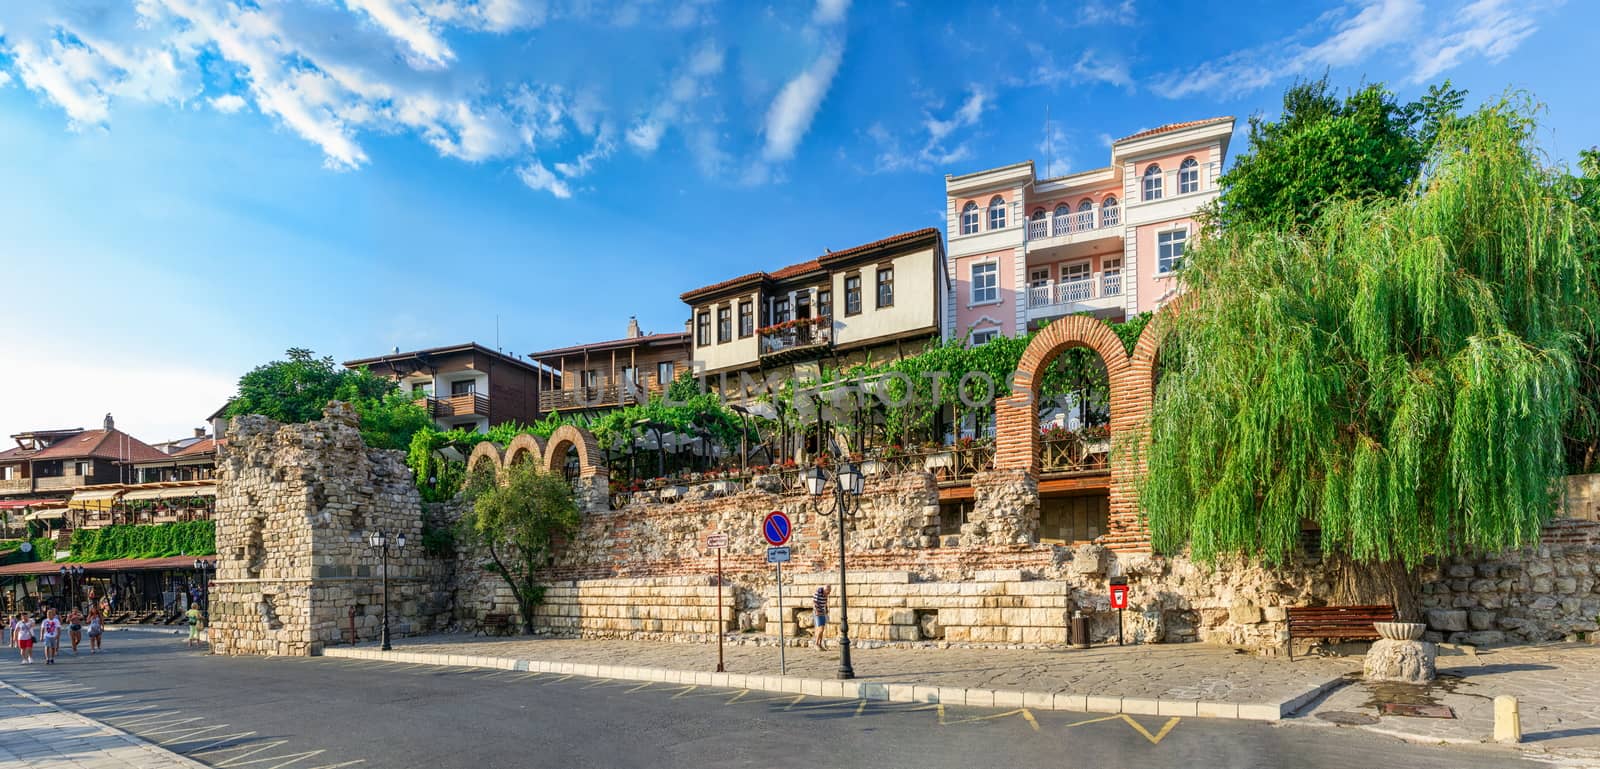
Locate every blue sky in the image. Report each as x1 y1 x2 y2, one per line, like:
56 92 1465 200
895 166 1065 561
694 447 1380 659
1 0 1595 442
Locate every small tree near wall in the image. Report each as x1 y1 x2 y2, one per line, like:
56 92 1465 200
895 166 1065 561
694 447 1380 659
463 462 580 634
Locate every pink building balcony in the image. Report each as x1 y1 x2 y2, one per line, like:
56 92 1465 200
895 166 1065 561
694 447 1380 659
1027 205 1120 242
1025 272 1125 320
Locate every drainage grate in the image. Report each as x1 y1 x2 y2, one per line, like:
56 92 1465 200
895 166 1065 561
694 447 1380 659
1316 711 1379 725
1380 703 1455 719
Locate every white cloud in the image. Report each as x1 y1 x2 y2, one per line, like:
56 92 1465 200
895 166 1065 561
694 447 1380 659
1292 0 1422 70
813 0 851 25
762 43 842 162
867 85 986 173
344 0 456 69
626 40 724 155
1071 50 1132 89
1410 0 1537 83
1038 124 1070 177
1075 0 1136 26
0 71 10 87
210 93 246 113
516 159 571 198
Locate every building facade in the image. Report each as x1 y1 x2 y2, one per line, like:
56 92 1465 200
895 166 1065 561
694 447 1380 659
0 416 169 498
344 343 544 433
528 318 691 415
944 116 1234 341
680 227 950 393
132 428 219 483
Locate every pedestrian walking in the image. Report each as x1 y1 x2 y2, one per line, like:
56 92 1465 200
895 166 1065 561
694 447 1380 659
811 585 831 651
67 608 83 656
185 603 204 649
15 613 34 663
40 609 61 665
86 607 103 653
3 613 13 649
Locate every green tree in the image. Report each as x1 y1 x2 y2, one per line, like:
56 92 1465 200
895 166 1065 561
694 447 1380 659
1564 147 1600 473
1142 103 1598 568
227 349 430 450
463 462 581 633
1211 76 1465 229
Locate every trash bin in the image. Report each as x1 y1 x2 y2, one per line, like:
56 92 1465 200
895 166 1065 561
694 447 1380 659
1071 610 1090 649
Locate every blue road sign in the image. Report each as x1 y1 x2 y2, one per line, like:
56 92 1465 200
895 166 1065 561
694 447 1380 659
766 546 791 564
762 510 792 546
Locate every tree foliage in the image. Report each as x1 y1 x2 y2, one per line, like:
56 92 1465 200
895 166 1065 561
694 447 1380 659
66 521 216 561
1564 147 1600 474
462 462 581 633
1143 102 1598 567
1211 76 1465 230
226 348 432 450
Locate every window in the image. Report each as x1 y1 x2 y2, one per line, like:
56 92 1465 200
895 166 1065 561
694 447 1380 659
1102 257 1123 295
960 202 979 235
1076 199 1094 231
738 301 753 337
1178 157 1200 194
817 289 832 319
970 329 998 345
411 383 428 395
656 361 675 386
1158 229 1187 273
875 267 894 308
582 370 599 389
987 195 1006 230
717 305 732 343
970 262 997 304
795 291 811 319
1142 164 1163 201
451 380 476 396
696 310 711 346
1 466 12 480
1038 494 1109 544
773 297 791 324
75 461 91 477
844 274 863 315
621 365 637 387
1102 196 1119 226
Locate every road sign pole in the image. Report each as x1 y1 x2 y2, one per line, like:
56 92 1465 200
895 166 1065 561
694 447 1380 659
777 560 785 676
1118 607 1124 646
716 546 725 673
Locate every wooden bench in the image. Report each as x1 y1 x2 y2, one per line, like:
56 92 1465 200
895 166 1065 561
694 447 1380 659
1286 604 1395 659
476 613 513 637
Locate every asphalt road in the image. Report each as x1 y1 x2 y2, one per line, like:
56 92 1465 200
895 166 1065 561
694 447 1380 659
0 631 1543 769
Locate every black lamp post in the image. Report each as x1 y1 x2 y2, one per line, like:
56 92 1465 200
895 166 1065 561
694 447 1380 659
58 565 84 610
729 405 752 472
192 559 214 613
369 531 406 651
802 461 864 680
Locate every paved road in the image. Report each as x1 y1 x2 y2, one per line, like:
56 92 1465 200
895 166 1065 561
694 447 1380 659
0 633 1542 769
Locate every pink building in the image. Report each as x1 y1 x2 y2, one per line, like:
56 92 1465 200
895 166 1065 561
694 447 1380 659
943 116 1234 341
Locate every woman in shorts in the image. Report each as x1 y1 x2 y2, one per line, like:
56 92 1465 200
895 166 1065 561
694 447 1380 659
15 613 35 664
86 606 104 653
67 607 84 655
185 603 204 649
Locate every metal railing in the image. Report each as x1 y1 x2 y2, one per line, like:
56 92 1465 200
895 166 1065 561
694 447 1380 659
759 322 832 356
1028 206 1120 241
1102 272 1122 297
1025 273 1123 308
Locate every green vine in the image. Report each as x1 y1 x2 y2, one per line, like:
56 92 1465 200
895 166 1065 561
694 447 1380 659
66 521 216 562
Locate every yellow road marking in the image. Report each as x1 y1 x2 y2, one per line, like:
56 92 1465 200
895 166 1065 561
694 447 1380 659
854 700 868 717
939 707 1039 731
538 674 576 685
668 686 699 699
722 689 750 704
625 681 656 693
1064 714 1180 745
780 694 809 711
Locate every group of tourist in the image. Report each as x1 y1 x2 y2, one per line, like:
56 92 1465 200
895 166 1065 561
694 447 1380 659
6 606 103 664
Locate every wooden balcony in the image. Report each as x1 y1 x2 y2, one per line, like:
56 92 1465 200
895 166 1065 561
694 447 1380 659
425 392 490 419
34 476 88 492
543 381 664 412
0 478 32 494
758 321 832 364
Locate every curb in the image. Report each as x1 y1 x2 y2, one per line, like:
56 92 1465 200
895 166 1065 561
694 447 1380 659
0 679 210 769
319 645 1338 722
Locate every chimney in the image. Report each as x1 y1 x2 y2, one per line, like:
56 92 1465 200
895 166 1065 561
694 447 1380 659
103 413 114 431
626 316 641 339
194 427 207 439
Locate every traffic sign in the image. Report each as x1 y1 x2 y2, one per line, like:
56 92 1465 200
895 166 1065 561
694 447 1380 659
1109 583 1129 610
706 533 728 549
762 511 792 546
766 546 791 564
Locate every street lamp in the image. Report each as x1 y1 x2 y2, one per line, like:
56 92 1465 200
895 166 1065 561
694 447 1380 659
729 405 752 472
58 565 84 611
803 460 864 680
192 559 214 614
369 530 406 651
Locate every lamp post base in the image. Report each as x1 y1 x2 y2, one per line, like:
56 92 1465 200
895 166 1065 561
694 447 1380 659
837 638 854 679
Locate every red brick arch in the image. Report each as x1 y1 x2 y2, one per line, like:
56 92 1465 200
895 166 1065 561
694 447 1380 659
466 441 504 486
544 425 604 478
504 434 547 468
994 314 1154 551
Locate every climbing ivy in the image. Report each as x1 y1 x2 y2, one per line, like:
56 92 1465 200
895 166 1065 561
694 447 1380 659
66 521 216 562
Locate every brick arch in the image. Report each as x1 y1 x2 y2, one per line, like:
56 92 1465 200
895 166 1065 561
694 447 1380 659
994 314 1150 551
544 424 604 478
467 440 503 477
1129 298 1186 394
504 434 547 468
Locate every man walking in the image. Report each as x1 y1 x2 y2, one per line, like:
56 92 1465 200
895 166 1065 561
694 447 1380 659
811 585 831 651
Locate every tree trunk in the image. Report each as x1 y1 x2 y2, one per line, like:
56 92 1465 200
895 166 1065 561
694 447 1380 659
1326 553 1420 621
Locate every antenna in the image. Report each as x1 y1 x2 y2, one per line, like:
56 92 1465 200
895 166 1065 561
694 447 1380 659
496 315 501 353
1044 105 1052 178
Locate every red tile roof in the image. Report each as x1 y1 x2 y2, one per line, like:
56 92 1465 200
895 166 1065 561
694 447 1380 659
528 331 691 360
0 555 205 576
680 228 940 302
170 438 217 458
1115 116 1233 144
30 429 169 463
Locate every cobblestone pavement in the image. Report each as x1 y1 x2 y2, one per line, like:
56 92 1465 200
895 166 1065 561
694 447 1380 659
373 632 1358 705
1306 642 1600 761
0 681 202 769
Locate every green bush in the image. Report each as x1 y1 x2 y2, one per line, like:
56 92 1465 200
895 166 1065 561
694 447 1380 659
67 521 216 562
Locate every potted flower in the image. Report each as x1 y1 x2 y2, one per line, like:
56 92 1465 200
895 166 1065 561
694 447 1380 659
1079 425 1111 454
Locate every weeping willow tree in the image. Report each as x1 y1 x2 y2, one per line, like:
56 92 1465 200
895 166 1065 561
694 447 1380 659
1143 102 1599 570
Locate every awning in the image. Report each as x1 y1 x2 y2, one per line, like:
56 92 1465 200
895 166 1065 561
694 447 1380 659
23 508 68 521
0 555 211 577
68 488 123 511
121 485 216 501
0 499 66 509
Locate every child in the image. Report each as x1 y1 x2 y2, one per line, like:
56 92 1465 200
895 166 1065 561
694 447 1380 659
87 607 103 653
67 608 84 655
40 609 61 665
15 613 34 664
3 613 13 649
185 603 204 649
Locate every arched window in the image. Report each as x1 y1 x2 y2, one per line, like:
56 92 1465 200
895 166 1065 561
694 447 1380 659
1178 157 1200 194
987 195 1007 230
1077 199 1094 212
1031 208 1047 220
1101 195 1119 226
1052 203 1071 236
1075 199 1095 231
1142 164 1163 201
960 202 979 235
1054 203 1070 218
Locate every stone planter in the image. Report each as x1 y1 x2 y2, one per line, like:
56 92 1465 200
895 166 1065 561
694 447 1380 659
1375 621 1425 641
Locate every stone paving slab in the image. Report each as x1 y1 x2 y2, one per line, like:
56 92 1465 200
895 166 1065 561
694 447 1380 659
0 680 207 769
322 633 1357 721
1305 642 1600 761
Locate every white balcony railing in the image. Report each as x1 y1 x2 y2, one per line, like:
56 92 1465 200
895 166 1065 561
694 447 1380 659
1026 272 1125 309
1028 206 1121 241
